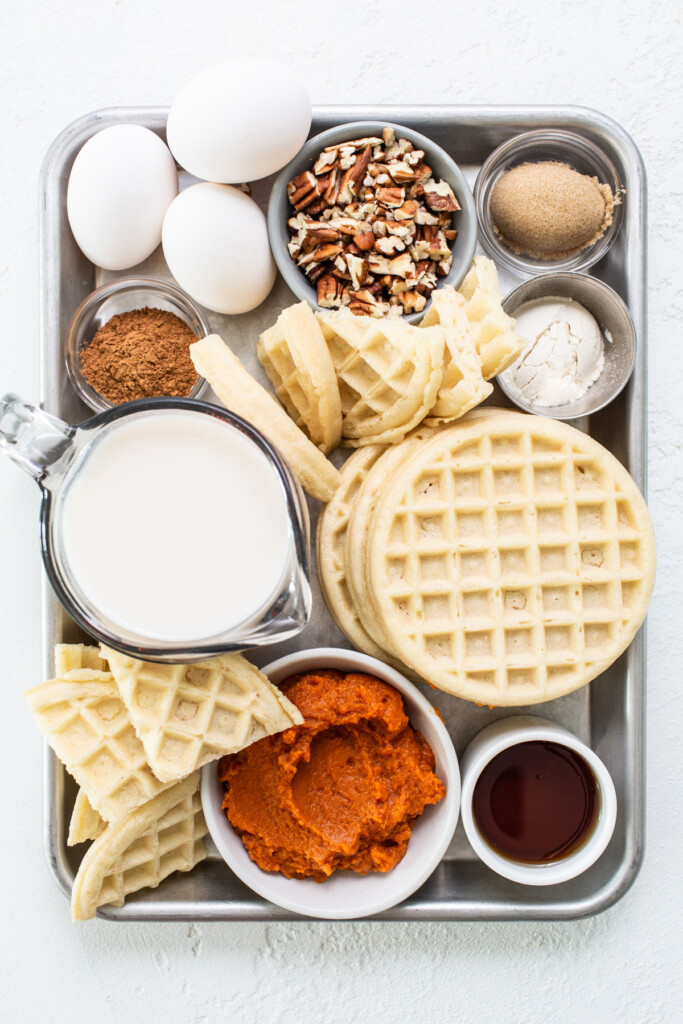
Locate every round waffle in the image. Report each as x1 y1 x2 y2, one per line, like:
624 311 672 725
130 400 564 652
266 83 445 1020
316 443 394 663
363 412 656 705
346 427 439 657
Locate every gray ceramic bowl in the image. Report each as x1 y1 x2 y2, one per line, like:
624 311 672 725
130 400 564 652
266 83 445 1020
267 120 477 324
498 273 636 420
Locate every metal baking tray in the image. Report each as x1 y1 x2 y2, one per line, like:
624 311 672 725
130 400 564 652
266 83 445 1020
39 105 647 921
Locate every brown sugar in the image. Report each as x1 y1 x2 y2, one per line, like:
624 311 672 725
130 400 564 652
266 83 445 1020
80 307 199 404
489 161 616 260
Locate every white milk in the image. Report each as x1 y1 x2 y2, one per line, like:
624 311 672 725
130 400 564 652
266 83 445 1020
58 410 291 642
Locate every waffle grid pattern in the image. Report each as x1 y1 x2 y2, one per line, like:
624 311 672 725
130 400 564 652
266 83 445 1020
317 313 444 443
368 421 654 704
26 671 170 821
103 650 302 784
97 790 207 910
71 774 208 919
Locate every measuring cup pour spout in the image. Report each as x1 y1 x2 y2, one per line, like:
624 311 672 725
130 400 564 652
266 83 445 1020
0 393 74 482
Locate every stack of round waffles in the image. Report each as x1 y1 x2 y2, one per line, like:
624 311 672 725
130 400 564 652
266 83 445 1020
318 409 656 706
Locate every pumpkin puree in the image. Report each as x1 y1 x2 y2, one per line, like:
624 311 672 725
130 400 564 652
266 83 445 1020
218 670 445 881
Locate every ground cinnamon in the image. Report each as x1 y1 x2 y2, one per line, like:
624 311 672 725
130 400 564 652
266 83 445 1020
80 307 199 404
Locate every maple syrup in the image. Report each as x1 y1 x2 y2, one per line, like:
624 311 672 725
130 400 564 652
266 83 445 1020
472 740 599 864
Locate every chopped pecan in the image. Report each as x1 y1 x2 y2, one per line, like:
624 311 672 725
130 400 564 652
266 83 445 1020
423 178 461 212
317 275 342 308
388 252 416 278
375 235 405 256
385 220 413 238
354 230 376 251
404 148 425 167
414 205 441 226
346 254 369 290
337 145 373 205
376 186 405 208
323 136 383 153
393 199 418 221
300 226 341 251
324 166 341 206
385 161 419 184
288 171 320 210
313 150 337 175
399 290 427 313
306 262 328 283
298 243 344 266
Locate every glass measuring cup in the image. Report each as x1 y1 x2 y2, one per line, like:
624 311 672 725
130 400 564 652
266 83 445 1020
0 393 311 661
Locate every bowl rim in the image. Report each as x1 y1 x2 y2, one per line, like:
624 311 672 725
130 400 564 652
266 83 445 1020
497 271 637 419
267 119 477 325
201 646 461 919
474 128 624 277
65 275 211 414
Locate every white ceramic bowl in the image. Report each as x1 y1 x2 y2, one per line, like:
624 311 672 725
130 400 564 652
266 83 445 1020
201 647 460 919
460 716 617 886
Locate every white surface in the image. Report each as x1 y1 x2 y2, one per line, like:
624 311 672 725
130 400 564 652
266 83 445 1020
0 1 681 1021
202 648 460 920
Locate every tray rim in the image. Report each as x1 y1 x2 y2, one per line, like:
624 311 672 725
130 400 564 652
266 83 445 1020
39 102 647 922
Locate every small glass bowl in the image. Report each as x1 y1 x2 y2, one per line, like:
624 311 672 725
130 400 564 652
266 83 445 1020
475 129 624 278
66 277 211 413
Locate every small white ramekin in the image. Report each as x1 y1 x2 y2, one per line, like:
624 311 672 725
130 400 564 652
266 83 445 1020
201 647 460 919
460 716 617 886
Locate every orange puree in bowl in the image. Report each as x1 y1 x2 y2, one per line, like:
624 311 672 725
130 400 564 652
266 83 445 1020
218 670 445 881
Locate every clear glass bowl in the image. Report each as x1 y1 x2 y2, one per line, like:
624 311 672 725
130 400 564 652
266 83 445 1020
475 130 624 278
66 277 211 413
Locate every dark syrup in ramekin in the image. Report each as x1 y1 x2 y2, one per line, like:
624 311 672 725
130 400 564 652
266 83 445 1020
472 740 599 863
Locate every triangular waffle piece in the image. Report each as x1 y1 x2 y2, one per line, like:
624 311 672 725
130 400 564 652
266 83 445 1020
68 789 106 845
457 255 524 379
71 772 208 920
316 310 445 445
190 334 341 502
257 301 342 453
420 287 493 422
101 648 303 784
26 669 172 822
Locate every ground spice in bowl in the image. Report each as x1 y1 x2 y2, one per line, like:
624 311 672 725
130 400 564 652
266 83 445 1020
80 307 199 404
489 161 616 260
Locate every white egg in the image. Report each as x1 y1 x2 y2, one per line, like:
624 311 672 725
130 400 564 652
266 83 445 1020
67 125 178 271
162 182 276 314
166 59 311 183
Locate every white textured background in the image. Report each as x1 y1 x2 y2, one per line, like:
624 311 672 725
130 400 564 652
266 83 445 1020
1 2 681 1021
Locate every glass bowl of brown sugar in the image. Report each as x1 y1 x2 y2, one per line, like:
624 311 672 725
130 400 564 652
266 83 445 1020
66 277 211 413
474 130 624 278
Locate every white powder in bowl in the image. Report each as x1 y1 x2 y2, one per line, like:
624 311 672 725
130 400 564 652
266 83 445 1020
506 298 604 407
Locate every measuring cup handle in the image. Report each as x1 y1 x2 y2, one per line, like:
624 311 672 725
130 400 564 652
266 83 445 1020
0 393 74 482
